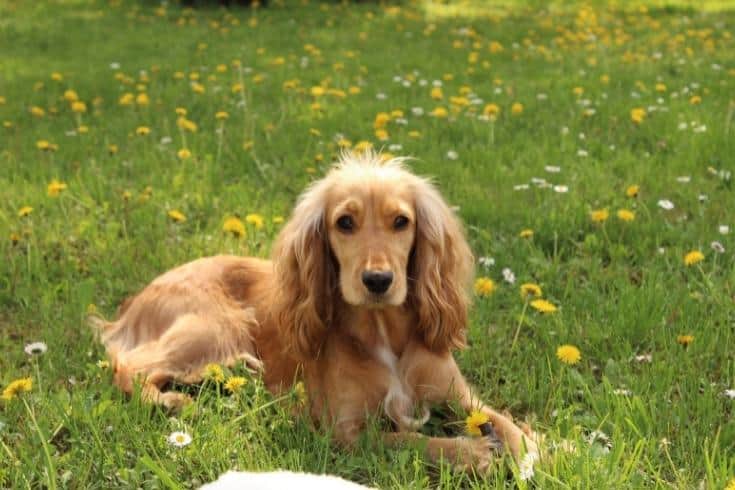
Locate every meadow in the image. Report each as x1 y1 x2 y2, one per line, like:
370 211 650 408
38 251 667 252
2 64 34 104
1 0 734 487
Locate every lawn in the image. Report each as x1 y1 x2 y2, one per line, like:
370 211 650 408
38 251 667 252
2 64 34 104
1 0 734 487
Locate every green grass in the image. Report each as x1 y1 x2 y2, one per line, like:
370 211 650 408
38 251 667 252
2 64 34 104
1 0 734 487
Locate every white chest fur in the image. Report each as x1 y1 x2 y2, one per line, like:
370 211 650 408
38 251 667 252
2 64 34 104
374 316 429 431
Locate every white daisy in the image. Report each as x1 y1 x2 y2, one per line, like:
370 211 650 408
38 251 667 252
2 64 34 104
613 388 632 396
676 176 691 183
446 150 458 160
24 341 48 356
478 256 495 268
411 107 424 116
657 199 674 210
634 354 652 363
553 185 569 193
722 389 735 399
502 268 516 284
518 452 538 481
711 241 725 253
167 431 192 448
544 165 561 173
513 184 530 191
719 225 729 235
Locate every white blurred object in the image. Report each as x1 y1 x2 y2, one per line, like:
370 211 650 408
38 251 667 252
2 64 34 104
200 471 373 490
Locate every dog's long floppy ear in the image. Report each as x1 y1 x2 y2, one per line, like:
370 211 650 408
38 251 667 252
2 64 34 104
409 178 474 353
271 180 335 361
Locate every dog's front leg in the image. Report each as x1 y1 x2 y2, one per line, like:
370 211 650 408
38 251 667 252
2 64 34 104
403 344 540 462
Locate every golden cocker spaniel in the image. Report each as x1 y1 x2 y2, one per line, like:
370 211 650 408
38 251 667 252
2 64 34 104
92 152 539 471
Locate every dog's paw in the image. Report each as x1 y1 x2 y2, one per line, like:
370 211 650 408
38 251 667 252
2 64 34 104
159 391 192 411
452 436 499 473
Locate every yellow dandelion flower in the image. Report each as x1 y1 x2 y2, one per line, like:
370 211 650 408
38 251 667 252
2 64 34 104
689 95 702 105
465 410 490 436
590 209 609 223
136 93 149 106
655 83 667 92
63 89 78 102
47 179 68 197
408 130 421 138
51 72 63 81
246 213 264 229
71 101 87 113
375 129 389 141
626 185 639 198
177 117 198 132
108 144 118 155
36 140 50 150
2 377 33 401
616 209 635 222
430 106 448 118
96 359 110 369
683 250 704 266
231 82 244 94
135 126 150 136
531 299 557 314
203 363 224 383
215 111 229 120
18 206 33 217
310 86 326 97
224 376 247 393
430 86 443 100
223 217 246 237
374 112 390 129
167 210 186 223
119 93 134 106
519 229 534 238
511 102 524 115
630 108 646 124
177 148 191 160
556 345 581 365
175 107 187 116
474 277 495 297
0 96 5 105
483 103 500 117
191 82 205 94
520 283 542 299
30 106 46 117
724 478 735 490
676 334 694 346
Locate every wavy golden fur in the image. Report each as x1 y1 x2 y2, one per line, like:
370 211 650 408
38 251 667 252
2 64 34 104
92 152 539 471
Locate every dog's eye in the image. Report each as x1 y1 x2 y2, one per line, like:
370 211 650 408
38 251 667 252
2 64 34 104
393 215 410 230
336 215 354 232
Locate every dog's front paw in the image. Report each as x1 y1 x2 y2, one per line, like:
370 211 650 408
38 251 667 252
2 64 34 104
451 436 499 473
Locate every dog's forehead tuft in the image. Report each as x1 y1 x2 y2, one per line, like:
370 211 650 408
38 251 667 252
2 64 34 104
328 151 416 184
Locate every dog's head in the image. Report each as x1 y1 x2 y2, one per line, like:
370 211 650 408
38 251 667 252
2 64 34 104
272 152 473 360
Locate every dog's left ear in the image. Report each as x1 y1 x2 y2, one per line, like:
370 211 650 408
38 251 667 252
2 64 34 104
409 179 474 353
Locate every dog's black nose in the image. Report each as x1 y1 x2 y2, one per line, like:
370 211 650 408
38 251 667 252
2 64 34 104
362 270 393 294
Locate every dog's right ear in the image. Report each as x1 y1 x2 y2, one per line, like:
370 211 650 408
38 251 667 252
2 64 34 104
271 181 335 361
